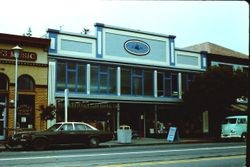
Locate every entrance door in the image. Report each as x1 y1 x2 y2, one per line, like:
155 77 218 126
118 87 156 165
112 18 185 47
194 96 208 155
0 99 7 140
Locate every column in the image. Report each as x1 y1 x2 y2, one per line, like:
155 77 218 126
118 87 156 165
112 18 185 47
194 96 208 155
178 72 182 99
117 67 121 96
154 70 158 97
86 64 91 95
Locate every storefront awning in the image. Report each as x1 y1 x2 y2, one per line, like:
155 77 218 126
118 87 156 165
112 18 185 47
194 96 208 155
230 104 248 112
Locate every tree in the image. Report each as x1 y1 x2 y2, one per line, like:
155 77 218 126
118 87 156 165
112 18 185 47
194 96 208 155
40 104 56 121
183 66 248 136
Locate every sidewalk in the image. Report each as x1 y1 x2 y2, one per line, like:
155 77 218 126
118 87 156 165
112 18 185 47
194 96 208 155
0 137 216 151
101 137 216 147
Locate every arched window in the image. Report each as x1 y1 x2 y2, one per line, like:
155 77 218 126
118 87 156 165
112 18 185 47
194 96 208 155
0 74 8 91
18 75 35 91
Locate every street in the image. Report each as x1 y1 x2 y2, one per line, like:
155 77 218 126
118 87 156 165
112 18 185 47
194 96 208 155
0 142 246 167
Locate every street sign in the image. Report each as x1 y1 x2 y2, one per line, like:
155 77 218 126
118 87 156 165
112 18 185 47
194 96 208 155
167 127 177 142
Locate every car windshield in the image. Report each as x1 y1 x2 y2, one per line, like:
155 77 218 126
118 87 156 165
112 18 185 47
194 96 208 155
222 118 237 124
46 123 63 132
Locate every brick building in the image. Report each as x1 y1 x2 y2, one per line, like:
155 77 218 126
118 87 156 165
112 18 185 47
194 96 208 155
0 33 50 140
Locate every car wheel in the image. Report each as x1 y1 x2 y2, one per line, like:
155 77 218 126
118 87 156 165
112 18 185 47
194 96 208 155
89 137 99 148
32 138 48 151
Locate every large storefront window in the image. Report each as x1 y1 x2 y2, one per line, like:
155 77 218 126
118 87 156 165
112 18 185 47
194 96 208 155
121 68 131 95
17 75 35 129
132 68 143 96
171 73 178 97
182 73 196 95
144 70 154 96
56 61 86 93
90 64 117 94
121 67 153 96
157 71 178 97
17 95 35 129
56 62 66 91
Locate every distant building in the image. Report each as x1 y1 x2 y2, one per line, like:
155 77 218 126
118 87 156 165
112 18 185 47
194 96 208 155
0 33 50 140
183 42 248 71
47 23 207 137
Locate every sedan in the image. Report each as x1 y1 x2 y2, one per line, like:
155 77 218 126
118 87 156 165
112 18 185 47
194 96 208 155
7 122 114 150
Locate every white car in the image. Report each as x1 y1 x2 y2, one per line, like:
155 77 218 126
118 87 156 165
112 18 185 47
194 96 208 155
221 115 247 141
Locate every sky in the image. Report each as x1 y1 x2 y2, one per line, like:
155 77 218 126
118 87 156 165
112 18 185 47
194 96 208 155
1 0 249 55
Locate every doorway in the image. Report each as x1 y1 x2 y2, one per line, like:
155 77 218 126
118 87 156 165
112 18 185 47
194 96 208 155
0 97 7 140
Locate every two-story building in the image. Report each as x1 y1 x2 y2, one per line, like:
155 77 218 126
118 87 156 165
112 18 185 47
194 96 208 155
47 23 207 137
0 33 50 140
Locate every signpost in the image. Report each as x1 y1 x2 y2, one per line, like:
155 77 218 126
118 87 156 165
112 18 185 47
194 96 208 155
64 89 69 122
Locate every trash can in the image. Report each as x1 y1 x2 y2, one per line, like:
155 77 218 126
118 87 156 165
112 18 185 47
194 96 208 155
117 125 132 143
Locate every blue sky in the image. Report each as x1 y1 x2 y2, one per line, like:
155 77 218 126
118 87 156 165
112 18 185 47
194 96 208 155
1 0 248 55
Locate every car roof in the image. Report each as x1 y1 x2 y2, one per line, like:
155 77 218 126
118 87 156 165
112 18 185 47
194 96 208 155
54 122 98 130
56 122 89 124
226 115 247 119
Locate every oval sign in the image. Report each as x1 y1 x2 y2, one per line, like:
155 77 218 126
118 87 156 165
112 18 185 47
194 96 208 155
124 39 150 56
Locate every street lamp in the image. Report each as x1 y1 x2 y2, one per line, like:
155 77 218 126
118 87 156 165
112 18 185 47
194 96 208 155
11 45 22 134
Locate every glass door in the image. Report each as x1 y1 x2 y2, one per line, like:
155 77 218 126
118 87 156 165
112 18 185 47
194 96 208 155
0 98 6 140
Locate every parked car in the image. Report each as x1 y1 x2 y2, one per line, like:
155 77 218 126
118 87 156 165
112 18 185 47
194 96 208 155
7 122 114 150
221 115 247 141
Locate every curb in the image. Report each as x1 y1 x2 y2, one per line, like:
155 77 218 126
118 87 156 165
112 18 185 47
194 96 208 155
0 141 7 152
0 138 218 151
100 138 218 148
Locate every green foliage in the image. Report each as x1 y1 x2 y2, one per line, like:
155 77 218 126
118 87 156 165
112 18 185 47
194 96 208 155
40 104 56 120
183 66 248 116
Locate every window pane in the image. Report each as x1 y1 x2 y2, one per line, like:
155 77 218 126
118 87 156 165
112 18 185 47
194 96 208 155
100 74 108 94
121 68 131 95
133 77 142 96
0 74 8 90
68 71 76 92
165 79 171 96
57 63 66 91
68 62 76 70
100 65 108 73
18 75 35 91
99 65 108 94
172 74 178 97
90 65 99 94
133 68 142 75
157 72 163 97
144 70 153 96
165 72 171 78
109 67 117 94
78 65 86 93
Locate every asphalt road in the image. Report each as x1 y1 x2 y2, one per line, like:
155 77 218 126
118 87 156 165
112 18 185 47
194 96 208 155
0 142 246 167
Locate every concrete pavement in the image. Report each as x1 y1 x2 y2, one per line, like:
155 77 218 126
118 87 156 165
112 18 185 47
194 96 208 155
0 137 216 151
101 137 216 147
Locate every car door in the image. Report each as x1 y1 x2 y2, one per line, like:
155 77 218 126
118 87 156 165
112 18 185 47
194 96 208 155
56 123 74 144
74 123 95 144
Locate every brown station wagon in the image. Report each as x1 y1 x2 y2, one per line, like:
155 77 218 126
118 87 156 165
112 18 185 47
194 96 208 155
7 122 114 150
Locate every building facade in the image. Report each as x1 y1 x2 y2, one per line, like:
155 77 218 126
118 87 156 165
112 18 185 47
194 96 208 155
47 23 207 137
0 33 50 140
